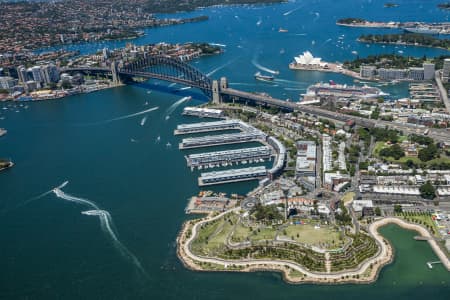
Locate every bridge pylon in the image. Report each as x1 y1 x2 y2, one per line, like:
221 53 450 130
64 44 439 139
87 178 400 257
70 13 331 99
212 80 220 104
111 61 121 85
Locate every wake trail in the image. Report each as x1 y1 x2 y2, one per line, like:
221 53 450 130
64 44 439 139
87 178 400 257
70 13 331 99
53 188 100 210
251 58 278 75
82 210 149 279
1 181 69 215
84 107 159 125
164 96 191 117
206 58 238 77
105 106 159 123
140 115 148 126
54 188 148 279
283 5 304 16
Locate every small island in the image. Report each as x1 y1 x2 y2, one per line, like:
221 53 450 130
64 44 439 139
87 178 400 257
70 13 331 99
358 33 450 50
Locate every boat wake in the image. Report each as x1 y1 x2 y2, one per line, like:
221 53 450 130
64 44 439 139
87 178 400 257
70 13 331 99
321 38 332 46
2 181 69 215
313 12 320 21
273 78 307 87
206 58 238 77
251 58 279 75
53 187 148 279
140 115 148 126
164 96 191 118
283 5 304 16
209 43 226 48
106 106 159 123
84 107 159 125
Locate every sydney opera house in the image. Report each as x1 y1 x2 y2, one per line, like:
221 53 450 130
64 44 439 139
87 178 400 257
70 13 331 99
293 51 326 67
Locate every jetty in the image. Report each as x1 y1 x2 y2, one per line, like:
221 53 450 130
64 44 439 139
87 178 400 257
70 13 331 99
186 146 271 170
198 166 267 186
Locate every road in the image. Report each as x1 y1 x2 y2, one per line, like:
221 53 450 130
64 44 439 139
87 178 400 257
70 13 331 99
435 70 450 113
221 88 450 143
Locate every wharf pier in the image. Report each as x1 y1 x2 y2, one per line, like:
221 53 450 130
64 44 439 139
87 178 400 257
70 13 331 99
174 119 249 135
179 131 267 149
186 146 272 170
198 166 267 186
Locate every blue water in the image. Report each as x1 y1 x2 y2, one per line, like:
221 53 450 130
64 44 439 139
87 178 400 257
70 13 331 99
1 1 449 299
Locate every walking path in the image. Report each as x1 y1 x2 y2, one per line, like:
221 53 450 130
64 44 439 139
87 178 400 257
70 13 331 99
178 213 449 284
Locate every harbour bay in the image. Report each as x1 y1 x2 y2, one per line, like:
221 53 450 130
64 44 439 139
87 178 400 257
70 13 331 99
1 0 450 299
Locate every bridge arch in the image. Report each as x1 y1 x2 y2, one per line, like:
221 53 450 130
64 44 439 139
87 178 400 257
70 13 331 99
119 55 212 98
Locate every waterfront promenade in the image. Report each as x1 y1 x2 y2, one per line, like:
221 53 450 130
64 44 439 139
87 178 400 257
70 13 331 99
289 62 365 80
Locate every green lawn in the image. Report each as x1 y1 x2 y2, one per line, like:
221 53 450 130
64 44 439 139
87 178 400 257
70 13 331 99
283 224 343 249
397 213 440 237
342 192 355 204
192 213 238 256
249 227 277 242
372 141 450 166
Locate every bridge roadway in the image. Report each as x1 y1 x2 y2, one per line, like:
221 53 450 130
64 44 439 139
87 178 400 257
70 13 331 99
221 88 450 143
61 63 449 142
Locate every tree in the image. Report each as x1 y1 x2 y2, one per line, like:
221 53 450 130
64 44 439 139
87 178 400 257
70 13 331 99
374 207 381 216
418 144 438 162
61 81 72 89
394 204 402 214
379 144 405 160
420 181 436 200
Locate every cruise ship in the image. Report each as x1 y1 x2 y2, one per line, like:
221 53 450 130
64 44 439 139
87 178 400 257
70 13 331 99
304 81 388 98
403 26 440 35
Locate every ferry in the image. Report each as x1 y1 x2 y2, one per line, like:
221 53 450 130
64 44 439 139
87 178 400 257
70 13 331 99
254 72 275 82
304 80 388 98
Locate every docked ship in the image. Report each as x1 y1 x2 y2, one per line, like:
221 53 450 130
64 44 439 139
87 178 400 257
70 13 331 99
303 81 388 98
254 72 275 82
403 26 440 35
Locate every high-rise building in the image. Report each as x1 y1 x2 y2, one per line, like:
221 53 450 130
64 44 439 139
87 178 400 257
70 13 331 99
0 76 17 90
42 64 60 84
30 66 43 83
423 63 435 80
17 65 28 83
408 67 424 81
360 65 377 79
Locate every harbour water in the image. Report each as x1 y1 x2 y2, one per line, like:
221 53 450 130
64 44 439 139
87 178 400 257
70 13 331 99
1 0 450 298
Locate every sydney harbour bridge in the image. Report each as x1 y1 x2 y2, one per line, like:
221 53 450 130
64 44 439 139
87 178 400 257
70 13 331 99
61 55 448 143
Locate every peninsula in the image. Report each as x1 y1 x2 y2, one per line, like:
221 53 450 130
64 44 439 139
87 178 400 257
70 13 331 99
0 0 284 53
336 18 450 35
358 33 450 50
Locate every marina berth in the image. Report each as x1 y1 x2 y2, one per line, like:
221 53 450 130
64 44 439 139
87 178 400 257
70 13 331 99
186 146 271 169
175 119 248 135
198 166 267 186
179 131 267 149
182 107 224 118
